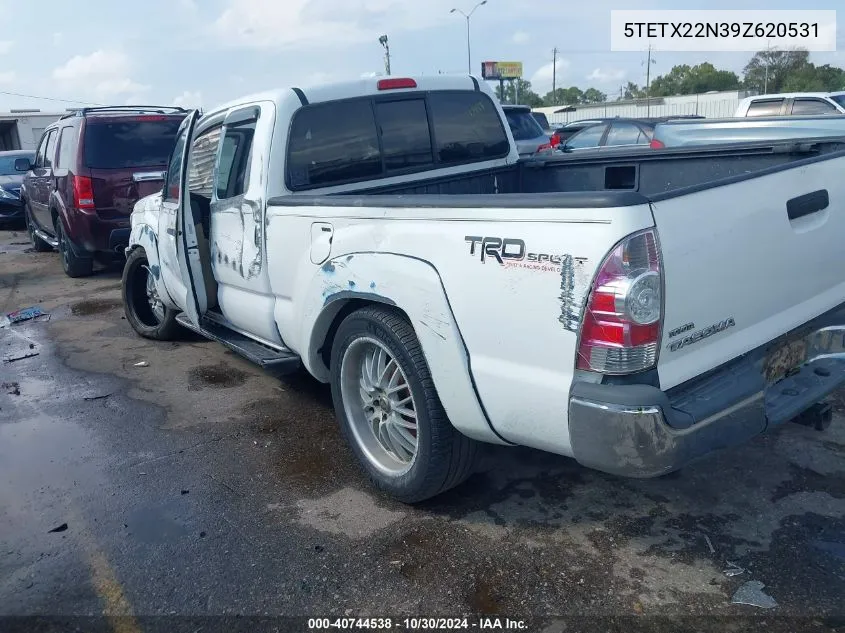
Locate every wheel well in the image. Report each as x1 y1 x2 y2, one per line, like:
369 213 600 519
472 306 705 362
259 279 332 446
316 298 410 375
50 206 59 228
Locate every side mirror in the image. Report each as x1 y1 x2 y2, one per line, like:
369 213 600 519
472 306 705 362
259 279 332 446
14 158 32 172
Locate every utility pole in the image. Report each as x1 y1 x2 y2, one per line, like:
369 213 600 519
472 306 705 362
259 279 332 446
379 35 391 76
644 44 656 116
763 39 771 94
552 47 559 104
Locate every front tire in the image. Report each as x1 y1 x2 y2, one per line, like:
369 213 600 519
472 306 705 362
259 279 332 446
24 203 52 252
122 248 182 340
330 306 479 503
55 216 93 277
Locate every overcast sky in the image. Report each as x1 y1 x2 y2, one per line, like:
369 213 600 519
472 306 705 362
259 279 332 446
0 0 842 113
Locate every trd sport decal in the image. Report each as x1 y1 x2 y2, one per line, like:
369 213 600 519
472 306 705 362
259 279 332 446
464 236 587 271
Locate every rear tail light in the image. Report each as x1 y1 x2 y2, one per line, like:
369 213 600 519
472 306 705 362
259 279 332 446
649 138 665 149
550 133 561 147
72 175 95 212
576 228 663 374
377 78 417 90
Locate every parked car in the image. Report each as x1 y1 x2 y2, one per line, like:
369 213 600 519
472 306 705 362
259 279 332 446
650 114 845 148
553 115 705 145
735 92 845 117
20 106 188 276
557 118 669 153
502 105 550 155
0 150 35 227
530 111 551 134
125 74 845 504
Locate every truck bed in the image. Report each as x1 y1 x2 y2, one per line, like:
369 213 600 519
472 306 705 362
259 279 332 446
301 138 845 201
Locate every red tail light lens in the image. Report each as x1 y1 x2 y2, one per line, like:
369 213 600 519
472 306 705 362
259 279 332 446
72 175 95 212
550 133 561 147
377 78 417 90
576 229 663 374
649 138 665 149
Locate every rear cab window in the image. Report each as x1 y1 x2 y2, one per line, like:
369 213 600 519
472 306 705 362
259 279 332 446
745 99 784 117
504 109 545 140
286 90 509 190
790 98 839 115
83 116 185 169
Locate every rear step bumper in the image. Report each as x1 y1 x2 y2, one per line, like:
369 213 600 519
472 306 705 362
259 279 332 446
569 318 845 478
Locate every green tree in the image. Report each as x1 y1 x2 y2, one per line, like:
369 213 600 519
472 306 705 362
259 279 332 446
618 81 645 100
542 86 586 106
582 88 608 103
495 79 543 107
781 63 845 92
649 62 740 96
743 48 810 93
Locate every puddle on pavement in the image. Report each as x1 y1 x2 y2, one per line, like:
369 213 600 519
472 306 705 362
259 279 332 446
71 298 122 316
188 363 248 390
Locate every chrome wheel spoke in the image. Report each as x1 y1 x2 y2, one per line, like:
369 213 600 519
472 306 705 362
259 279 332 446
340 336 421 475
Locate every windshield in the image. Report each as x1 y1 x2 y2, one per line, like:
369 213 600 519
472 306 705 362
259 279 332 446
0 153 34 175
83 117 184 169
832 94 845 110
504 110 545 140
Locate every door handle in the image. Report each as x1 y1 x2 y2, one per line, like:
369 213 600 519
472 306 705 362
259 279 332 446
787 189 829 221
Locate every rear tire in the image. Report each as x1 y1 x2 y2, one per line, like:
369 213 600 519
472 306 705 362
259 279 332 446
122 247 182 340
24 203 52 252
330 306 479 503
55 216 93 277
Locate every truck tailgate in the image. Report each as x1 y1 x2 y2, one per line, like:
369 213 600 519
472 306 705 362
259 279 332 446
652 156 845 390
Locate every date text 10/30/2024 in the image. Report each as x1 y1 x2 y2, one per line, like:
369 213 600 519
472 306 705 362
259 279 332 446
307 618 528 630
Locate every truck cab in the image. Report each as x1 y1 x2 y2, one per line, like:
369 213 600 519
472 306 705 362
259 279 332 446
124 75 845 503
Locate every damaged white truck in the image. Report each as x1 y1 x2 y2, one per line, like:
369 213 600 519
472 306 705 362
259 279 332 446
123 75 845 502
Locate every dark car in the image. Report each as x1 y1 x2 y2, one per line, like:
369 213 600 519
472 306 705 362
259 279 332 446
0 150 36 226
21 106 188 277
553 115 705 144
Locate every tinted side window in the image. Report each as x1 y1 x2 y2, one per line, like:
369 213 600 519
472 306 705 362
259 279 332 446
605 123 646 146
375 99 433 171
44 130 58 168
56 126 76 170
746 99 784 117
165 124 189 201
188 127 221 198
428 92 509 164
288 100 380 189
565 124 606 149
791 98 838 115
216 121 256 199
34 133 49 167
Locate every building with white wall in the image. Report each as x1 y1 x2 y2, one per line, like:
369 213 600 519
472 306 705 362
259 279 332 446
532 89 758 125
0 111 65 151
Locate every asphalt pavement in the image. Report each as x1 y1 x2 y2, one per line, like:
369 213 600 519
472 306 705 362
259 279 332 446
1 228 844 633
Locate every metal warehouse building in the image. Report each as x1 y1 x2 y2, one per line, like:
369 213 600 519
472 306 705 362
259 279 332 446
0 111 64 151
533 89 758 126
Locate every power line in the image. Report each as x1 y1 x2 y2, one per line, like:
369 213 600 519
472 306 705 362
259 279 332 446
0 89 108 107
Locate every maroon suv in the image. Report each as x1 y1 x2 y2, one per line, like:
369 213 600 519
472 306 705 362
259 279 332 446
21 106 187 277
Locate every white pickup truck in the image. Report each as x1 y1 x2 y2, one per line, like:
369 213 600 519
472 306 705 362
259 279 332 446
123 75 845 503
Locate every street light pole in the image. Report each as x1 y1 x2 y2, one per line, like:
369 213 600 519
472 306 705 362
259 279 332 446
450 1 487 75
378 34 391 76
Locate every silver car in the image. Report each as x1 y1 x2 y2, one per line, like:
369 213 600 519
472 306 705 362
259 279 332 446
652 115 845 148
502 105 550 156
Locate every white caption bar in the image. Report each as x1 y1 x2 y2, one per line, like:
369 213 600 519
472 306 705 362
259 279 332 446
610 10 837 52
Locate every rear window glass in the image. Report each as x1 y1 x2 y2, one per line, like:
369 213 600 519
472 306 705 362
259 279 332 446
531 112 549 129
286 90 509 190
832 95 845 110
288 100 381 188
83 118 184 169
375 99 433 171
428 92 509 164
504 110 544 140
